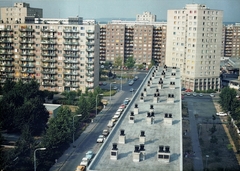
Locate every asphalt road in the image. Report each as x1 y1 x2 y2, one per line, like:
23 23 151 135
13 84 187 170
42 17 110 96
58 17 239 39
56 72 147 171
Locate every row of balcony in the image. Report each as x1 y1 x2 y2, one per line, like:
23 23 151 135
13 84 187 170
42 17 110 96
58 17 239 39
41 35 57 39
64 48 79 51
41 40 56 44
0 34 13 38
20 46 35 50
20 34 34 38
63 35 79 39
64 78 79 82
86 41 95 46
41 47 56 51
64 60 79 64
20 57 35 62
63 29 79 33
0 57 13 61
42 76 57 81
0 39 13 43
42 59 56 63
0 69 14 73
63 41 79 45
0 28 13 32
64 83 79 88
0 50 13 55
19 28 34 32
41 53 57 57
20 40 34 44
0 63 14 67
0 46 13 50
21 69 35 73
20 52 35 56
20 64 35 68
64 53 79 58
41 28 56 32
42 82 58 87
0 74 14 78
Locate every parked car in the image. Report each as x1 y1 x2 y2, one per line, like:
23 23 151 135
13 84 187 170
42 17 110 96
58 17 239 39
96 135 105 143
102 82 107 86
133 76 138 81
112 86 118 90
130 88 134 92
216 112 227 116
199 93 203 97
117 108 123 113
107 120 115 128
187 92 191 96
80 157 90 166
193 92 197 96
123 100 129 105
210 93 215 97
102 129 109 137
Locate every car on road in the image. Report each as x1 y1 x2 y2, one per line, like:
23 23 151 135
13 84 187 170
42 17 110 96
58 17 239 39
102 129 109 137
123 99 129 105
80 157 90 166
133 76 138 81
102 82 107 86
216 112 228 116
199 93 203 97
210 93 215 97
130 88 134 92
187 92 191 96
112 86 118 90
128 80 134 86
96 135 105 143
193 92 197 96
117 108 123 113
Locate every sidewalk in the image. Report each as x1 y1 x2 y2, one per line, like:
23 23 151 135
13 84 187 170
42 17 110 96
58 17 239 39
50 91 124 171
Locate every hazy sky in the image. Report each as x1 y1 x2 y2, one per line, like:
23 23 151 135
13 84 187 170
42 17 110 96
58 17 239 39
0 0 239 22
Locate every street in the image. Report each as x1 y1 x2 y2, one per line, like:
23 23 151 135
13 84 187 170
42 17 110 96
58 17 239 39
50 72 147 171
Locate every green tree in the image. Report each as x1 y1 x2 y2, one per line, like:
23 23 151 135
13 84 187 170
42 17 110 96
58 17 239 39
114 56 123 69
61 91 77 105
219 87 237 112
125 57 135 69
76 95 89 119
87 92 95 111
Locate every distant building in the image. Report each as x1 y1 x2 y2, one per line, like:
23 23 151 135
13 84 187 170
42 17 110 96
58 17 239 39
166 4 223 91
0 2 43 24
223 23 240 57
99 20 167 67
136 11 156 23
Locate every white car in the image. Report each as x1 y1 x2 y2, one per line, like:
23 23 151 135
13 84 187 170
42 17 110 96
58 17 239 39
193 92 197 96
210 93 215 97
80 157 90 166
199 93 203 97
187 92 191 96
117 108 123 113
216 112 227 116
97 135 105 143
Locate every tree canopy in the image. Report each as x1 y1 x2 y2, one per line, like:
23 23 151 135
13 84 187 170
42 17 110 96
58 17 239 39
114 56 123 68
219 87 237 112
125 57 135 69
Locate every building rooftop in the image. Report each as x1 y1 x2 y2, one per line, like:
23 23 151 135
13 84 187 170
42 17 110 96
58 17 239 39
88 66 183 171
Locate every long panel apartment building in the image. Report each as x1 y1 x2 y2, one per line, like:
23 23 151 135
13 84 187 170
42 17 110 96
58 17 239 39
99 13 167 67
166 4 223 91
0 17 100 92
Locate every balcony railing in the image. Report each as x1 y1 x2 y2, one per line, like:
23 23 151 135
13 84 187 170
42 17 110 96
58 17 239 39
20 40 34 44
41 40 56 44
64 60 79 64
0 63 14 67
86 60 94 64
86 72 94 77
86 35 95 40
86 30 94 34
20 46 34 50
64 66 79 70
63 48 79 51
63 41 79 45
19 28 34 32
0 69 14 73
20 34 35 38
20 64 35 68
86 54 94 58
86 48 94 52
42 65 57 69
42 77 57 81
64 78 79 82
63 53 79 58
20 52 35 56
63 35 79 39
0 57 13 61
0 34 13 38
41 59 57 63
21 70 35 74
86 66 94 71
63 29 79 33
41 53 57 57
86 41 95 46
20 57 35 62
0 39 13 43
86 78 94 82
63 72 79 76
41 28 56 32
41 70 57 75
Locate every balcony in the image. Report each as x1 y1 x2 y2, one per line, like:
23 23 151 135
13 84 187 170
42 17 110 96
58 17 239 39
86 35 95 40
41 53 57 57
20 57 35 62
21 76 35 80
86 60 94 65
0 34 13 38
42 76 57 81
0 69 14 73
0 63 14 67
41 70 57 75
64 60 79 64
41 40 56 44
42 65 57 69
0 46 13 50
41 35 57 39
63 53 79 58
86 72 94 77
63 48 79 51
20 52 35 56
64 66 79 70
64 78 79 82
63 41 79 45
0 57 13 61
0 51 13 55
41 47 56 51
63 29 79 33
42 82 58 87
86 54 94 58
86 84 94 88
86 30 94 34
63 72 79 76
86 66 94 71
63 35 79 39
41 59 57 63
20 34 35 38
86 41 95 46
86 48 94 52
20 46 35 50
19 28 34 32
41 28 56 32
0 39 13 43
86 78 94 82
0 28 13 32
20 64 35 68
20 40 34 44
21 69 35 74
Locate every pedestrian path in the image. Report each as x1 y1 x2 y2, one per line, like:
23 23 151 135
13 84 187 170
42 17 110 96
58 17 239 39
50 91 124 171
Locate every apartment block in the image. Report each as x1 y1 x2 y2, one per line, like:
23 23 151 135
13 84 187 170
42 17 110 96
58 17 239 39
1 2 43 24
99 20 167 67
166 4 223 91
223 23 240 57
136 11 156 23
0 17 100 92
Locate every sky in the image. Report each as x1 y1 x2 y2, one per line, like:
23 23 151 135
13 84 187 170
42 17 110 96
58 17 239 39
0 0 239 22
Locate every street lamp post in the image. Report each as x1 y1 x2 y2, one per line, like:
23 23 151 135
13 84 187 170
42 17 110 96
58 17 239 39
72 114 82 145
110 82 116 104
121 66 123 91
205 155 209 170
96 94 104 115
34 148 46 171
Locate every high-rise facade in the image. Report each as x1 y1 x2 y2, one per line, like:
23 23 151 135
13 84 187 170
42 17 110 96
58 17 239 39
99 20 167 67
166 4 223 91
136 11 156 23
223 23 240 57
0 17 100 92
0 2 43 24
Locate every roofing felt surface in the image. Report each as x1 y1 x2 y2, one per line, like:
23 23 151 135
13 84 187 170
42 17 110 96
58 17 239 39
88 66 183 171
